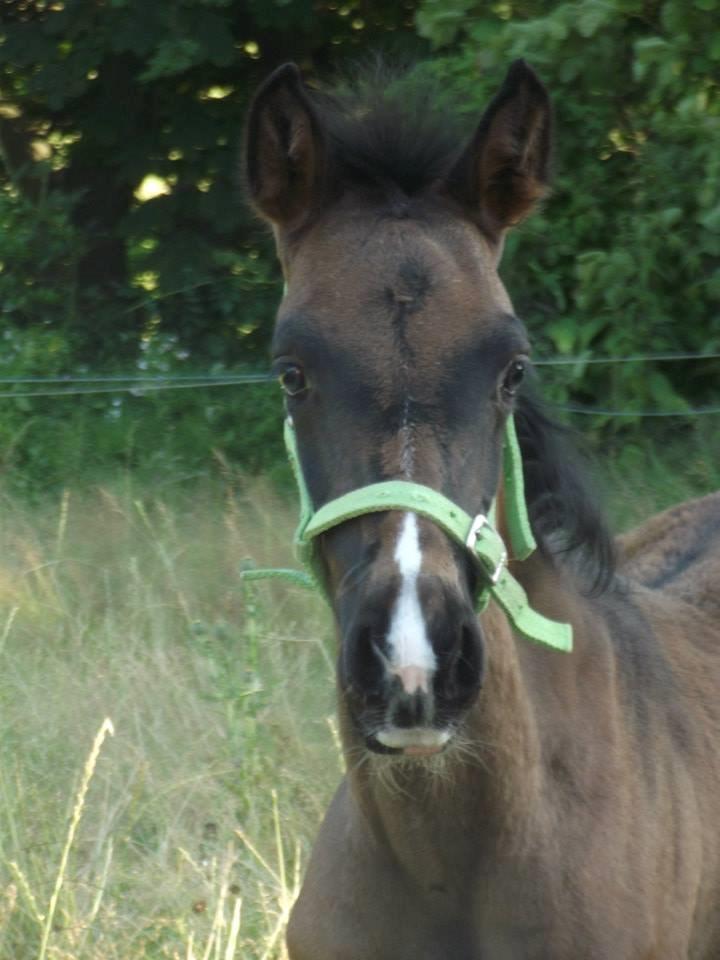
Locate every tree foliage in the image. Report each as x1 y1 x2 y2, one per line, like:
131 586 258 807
1 0 423 361
417 0 720 422
0 0 718 490
0 0 425 489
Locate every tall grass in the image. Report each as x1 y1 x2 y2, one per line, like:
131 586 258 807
0 472 338 960
0 430 717 958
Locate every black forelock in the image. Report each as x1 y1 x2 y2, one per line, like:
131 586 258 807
308 64 465 198
514 390 616 594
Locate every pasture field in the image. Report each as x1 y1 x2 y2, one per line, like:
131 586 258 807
0 431 718 960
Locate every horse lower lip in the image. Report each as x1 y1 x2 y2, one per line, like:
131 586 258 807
364 735 447 757
374 727 451 752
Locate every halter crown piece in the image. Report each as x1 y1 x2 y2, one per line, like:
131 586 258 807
242 414 573 653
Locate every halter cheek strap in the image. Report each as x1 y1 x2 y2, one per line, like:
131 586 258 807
242 415 572 653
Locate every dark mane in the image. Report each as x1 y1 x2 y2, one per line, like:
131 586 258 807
515 391 616 594
309 66 465 197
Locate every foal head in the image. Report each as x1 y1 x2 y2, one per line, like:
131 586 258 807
245 60 552 756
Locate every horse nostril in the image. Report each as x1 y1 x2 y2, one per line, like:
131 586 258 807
442 621 483 700
341 624 386 698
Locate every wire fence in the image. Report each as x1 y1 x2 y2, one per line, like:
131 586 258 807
532 350 720 366
554 402 720 418
0 350 716 416
0 374 275 383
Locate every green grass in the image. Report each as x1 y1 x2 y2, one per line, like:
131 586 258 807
0 428 717 959
0 471 339 960
602 427 720 529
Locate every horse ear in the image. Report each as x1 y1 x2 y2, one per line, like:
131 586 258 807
447 60 552 236
244 63 324 227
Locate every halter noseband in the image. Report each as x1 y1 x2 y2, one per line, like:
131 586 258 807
242 414 572 652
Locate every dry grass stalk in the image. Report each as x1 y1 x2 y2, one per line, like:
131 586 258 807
36 717 115 960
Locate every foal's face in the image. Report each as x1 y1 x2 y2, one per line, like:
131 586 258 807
273 207 529 752
246 60 551 755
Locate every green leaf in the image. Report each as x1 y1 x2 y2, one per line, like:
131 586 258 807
415 0 476 46
659 207 683 226
710 32 720 60
140 37 203 81
577 0 610 38
699 205 720 232
546 317 578 355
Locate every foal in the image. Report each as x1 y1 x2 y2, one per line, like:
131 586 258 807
244 59 720 960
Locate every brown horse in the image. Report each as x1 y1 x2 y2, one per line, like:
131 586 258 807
244 60 720 959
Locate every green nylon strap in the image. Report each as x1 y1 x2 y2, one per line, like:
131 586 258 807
486 566 571 649
304 482 506 578
285 416 313 540
242 415 572 653
502 414 536 560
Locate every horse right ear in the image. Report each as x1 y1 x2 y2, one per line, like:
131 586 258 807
244 63 324 228
446 60 552 238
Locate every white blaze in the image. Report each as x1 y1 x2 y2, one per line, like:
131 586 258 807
386 513 435 681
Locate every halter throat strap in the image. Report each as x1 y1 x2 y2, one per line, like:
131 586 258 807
243 415 572 653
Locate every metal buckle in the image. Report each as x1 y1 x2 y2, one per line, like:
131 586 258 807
488 549 507 585
466 513 507 585
465 513 489 549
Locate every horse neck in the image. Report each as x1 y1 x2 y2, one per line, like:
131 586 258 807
338 553 586 865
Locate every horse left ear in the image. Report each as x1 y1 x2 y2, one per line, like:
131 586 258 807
243 63 325 228
447 60 552 237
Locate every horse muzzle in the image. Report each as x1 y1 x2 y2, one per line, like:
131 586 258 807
338 577 485 756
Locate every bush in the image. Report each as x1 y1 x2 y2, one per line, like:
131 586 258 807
416 0 720 428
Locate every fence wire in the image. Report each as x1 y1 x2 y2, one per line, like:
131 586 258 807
0 379 263 400
533 350 720 366
0 349 716 416
553 403 720 418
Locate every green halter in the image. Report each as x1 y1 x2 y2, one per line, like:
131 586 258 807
242 414 572 652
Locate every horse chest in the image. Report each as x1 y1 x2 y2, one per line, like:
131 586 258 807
288 884 564 960
287 788 569 960
287 818 661 960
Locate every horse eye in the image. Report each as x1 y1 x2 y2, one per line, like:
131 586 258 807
279 363 307 397
501 359 526 397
